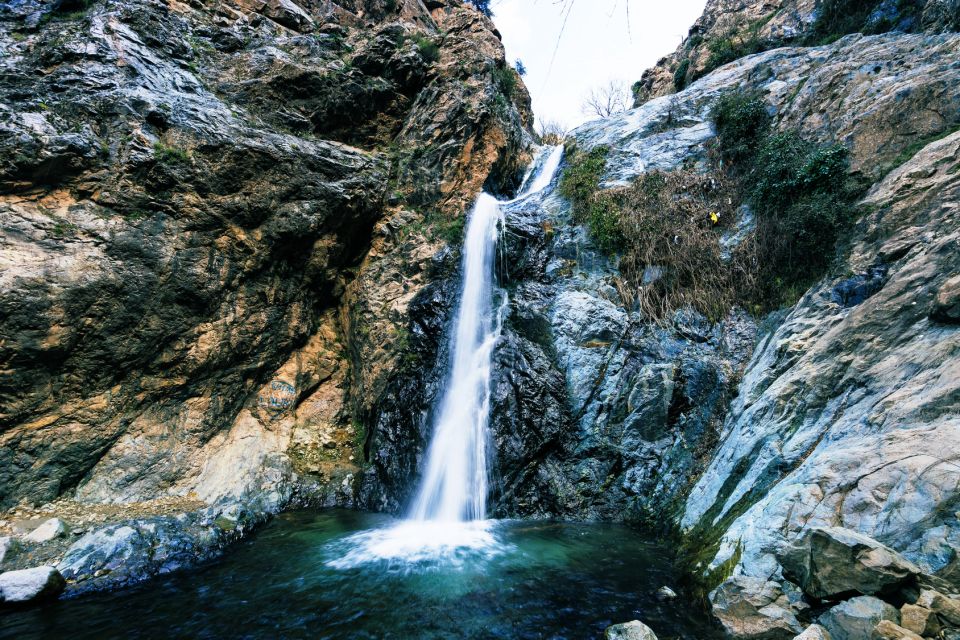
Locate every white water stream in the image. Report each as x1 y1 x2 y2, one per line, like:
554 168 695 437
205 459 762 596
328 146 564 567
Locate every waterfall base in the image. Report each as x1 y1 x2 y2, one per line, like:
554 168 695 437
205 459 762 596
325 519 507 569
0 510 725 640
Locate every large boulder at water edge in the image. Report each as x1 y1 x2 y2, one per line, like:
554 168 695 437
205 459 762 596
0 566 65 604
711 575 804 639
605 620 659 640
778 527 922 600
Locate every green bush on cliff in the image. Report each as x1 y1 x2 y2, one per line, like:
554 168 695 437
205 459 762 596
673 59 691 91
805 0 923 44
711 91 865 307
153 141 191 165
491 64 517 99
558 144 625 254
412 35 440 64
711 91 770 163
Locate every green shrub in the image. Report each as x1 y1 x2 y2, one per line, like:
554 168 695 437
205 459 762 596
748 133 859 284
412 35 440 63
805 0 923 44
491 64 517 100
673 59 691 91
711 92 771 163
153 141 191 165
558 144 608 213
700 35 763 77
710 90 865 308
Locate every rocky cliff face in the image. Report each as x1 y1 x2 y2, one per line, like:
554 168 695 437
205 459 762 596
632 0 960 106
0 0 531 594
534 24 960 640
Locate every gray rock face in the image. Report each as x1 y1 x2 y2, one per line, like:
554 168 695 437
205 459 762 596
605 620 659 640
559 15 960 638
576 33 960 185
711 575 804 639
0 566 65 603
818 596 900 640
778 527 922 600
486 185 756 521
680 129 960 623
631 0 959 106
23 518 67 544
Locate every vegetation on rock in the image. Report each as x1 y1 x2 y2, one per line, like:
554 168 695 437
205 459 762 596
560 90 863 318
712 91 866 307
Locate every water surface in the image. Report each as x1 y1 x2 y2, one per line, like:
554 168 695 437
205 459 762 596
0 510 724 640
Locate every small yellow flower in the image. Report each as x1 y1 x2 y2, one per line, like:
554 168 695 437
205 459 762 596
709 211 720 224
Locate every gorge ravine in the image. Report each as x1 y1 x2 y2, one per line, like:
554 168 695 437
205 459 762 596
2 1 960 639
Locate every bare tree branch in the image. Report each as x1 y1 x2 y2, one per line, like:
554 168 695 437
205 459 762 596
580 80 631 118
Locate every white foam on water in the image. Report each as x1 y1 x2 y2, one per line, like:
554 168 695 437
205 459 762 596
324 520 508 570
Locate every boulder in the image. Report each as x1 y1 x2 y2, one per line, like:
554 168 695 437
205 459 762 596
24 517 67 543
930 275 960 323
0 566 65 603
711 575 804 639
0 536 20 565
656 585 678 601
605 620 658 640
900 603 941 636
818 596 900 640
793 624 832 640
779 527 921 600
262 0 313 32
916 589 960 626
871 620 922 640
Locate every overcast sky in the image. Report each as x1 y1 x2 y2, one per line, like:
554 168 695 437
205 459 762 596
492 0 708 130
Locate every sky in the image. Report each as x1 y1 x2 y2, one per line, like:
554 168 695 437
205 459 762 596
492 0 708 130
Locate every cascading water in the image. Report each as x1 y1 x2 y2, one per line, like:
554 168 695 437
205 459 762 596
409 143 564 524
327 145 564 567
407 192 503 523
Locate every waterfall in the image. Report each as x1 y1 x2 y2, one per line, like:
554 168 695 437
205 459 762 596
326 146 563 568
408 193 503 522
409 144 565 524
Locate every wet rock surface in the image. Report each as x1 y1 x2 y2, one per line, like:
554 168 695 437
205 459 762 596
563 14 960 640
486 186 756 522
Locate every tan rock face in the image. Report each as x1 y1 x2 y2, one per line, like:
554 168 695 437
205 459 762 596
899 603 941 637
917 589 960 626
0 0 530 517
870 620 922 640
